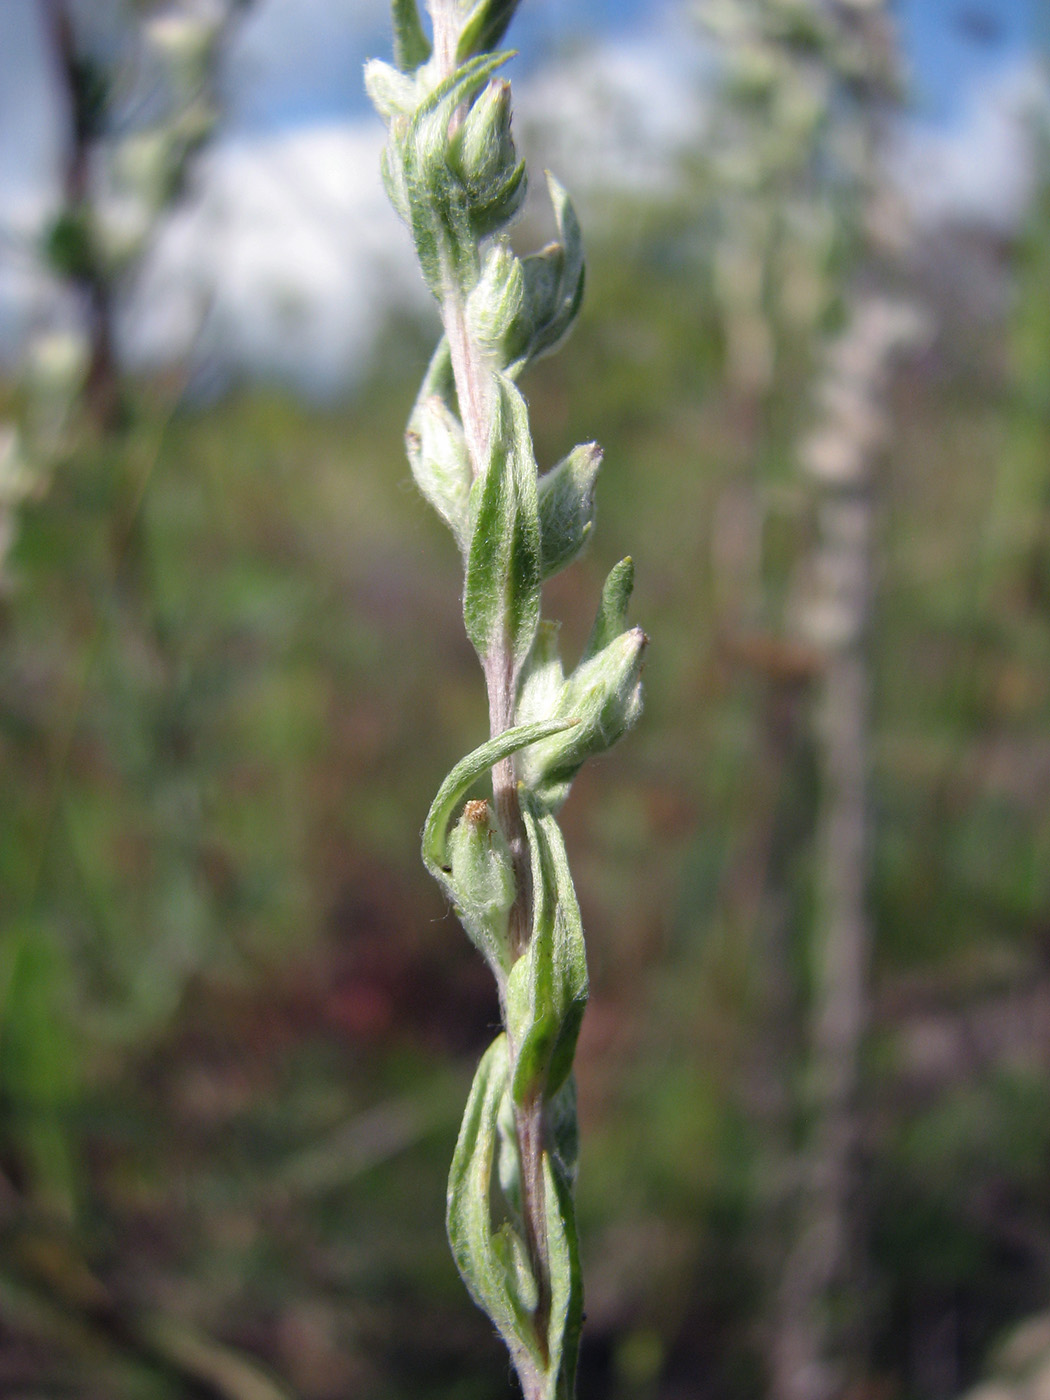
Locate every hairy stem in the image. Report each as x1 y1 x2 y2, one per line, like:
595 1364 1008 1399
516 1092 551 1363
452 218 548 1397
445 281 492 471
374 13 636 1391
427 2 549 1375
429 3 529 947
429 0 460 78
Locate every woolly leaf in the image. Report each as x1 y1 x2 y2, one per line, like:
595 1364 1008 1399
448 77 527 241
391 0 431 73
519 630 646 810
447 1034 583 1400
537 442 601 579
506 800 588 1106
415 333 457 407
457 0 523 61
496 1082 523 1221
445 798 517 978
405 392 472 548
516 561 646 810
505 174 586 377
463 375 541 673
516 621 566 732
447 1035 546 1393
581 556 635 661
467 243 525 353
364 57 418 119
543 1148 584 1400
547 1075 579 1187
422 716 577 889
390 51 523 295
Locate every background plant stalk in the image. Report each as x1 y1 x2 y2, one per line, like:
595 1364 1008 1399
429 2 553 1370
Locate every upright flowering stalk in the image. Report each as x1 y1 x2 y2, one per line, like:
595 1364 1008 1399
366 3 646 1396
40 0 244 432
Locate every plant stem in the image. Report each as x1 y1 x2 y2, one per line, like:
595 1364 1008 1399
516 1091 552 1367
448 218 550 1397
446 296 491 475
428 4 529 954
42 0 124 432
427 5 550 1377
429 0 460 79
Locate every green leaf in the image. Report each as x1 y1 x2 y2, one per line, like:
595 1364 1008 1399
405 390 472 549
448 1030 588 1400
547 1075 580 1187
522 629 647 810
505 174 586 377
448 1035 582 1400
445 798 517 978
516 561 646 810
457 0 523 60
506 800 588 1106
497 1081 523 1221
379 136 412 225
421 720 589 1000
467 243 526 353
422 716 578 891
403 337 473 547
391 0 432 73
462 179 583 378
413 333 457 412
447 1035 546 1393
390 51 523 296
447 76 527 241
538 442 602 579
516 621 566 730
581 556 635 661
463 375 542 672
543 1147 584 1400
450 76 514 189
364 58 418 120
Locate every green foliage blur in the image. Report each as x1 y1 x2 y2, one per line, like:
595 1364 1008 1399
3 20 1050 1400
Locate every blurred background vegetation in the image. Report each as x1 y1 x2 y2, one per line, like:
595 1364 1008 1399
2 2 1050 1399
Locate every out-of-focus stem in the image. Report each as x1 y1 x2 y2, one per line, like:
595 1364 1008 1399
41 0 123 432
773 296 925 1400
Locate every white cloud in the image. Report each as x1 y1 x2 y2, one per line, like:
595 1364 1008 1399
125 118 430 395
893 58 1049 232
516 18 707 197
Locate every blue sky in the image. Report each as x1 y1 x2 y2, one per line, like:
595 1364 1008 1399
897 0 1034 122
226 0 640 131
227 0 1040 132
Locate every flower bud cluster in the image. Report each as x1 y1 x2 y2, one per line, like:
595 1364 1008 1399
450 78 525 235
367 51 526 296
